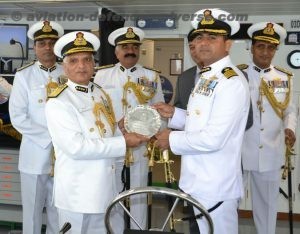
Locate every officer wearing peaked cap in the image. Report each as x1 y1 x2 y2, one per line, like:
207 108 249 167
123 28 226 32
241 22 297 234
94 26 165 231
53 31 100 58
9 20 64 234
46 31 148 234
153 8 250 234
27 20 64 41
248 22 287 45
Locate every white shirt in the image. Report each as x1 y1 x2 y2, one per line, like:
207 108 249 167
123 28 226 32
242 63 297 172
9 61 64 174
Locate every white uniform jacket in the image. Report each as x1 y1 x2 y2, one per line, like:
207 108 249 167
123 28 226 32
168 56 250 202
94 62 165 162
45 80 126 213
242 63 297 172
9 61 63 174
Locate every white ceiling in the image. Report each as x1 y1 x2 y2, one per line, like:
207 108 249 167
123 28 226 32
0 0 299 17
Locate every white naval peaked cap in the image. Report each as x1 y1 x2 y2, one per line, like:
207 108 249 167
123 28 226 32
27 20 64 41
191 8 240 36
108 26 145 46
54 31 100 58
247 22 287 45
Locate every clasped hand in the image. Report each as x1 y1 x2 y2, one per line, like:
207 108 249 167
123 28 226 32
154 128 172 150
118 117 149 148
152 102 175 118
284 128 296 147
151 102 175 150
118 102 175 150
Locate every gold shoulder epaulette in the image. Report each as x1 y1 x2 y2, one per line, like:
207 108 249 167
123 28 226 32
48 84 68 98
94 64 115 71
236 64 248 70
143 66 161 73
16 61 35 72
221 67 237 79
274 66 293 76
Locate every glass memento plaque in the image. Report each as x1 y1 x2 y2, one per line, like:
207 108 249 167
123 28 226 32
124 105 161 137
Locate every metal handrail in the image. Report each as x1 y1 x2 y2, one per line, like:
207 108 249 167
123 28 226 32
105 186 213 234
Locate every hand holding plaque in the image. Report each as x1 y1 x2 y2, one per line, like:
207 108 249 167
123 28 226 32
124 105 161 137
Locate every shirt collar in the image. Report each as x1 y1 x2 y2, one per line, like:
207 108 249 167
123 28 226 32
201 56 232 76
199 66 211 74
67 79 92 93
37 61 56 72
252 63 272 73
118 63 138 73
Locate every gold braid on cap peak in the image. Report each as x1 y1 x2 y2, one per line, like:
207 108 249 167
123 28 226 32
259 75 291 119
35 34 59 40
64 47 94 56
62 32 95 57
253 23 280 44
253 36 279 44
117 39 142 45
194 28 228 35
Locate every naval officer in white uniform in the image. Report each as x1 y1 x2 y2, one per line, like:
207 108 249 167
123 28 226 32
240 22 297 234
153 8 250 234
9 21 64 234
45 31 148 234
94 26 165 229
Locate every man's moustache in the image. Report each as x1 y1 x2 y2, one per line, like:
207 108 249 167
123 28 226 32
124 54 137 58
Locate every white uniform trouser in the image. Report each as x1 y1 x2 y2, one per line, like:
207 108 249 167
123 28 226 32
113 154 148 231
20 172 59 234
243 170 280 234
193 198 239 234
58 208 105 234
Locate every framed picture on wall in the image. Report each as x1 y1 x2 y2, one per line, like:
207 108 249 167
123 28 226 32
170 58 183 75
285 31 300 45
